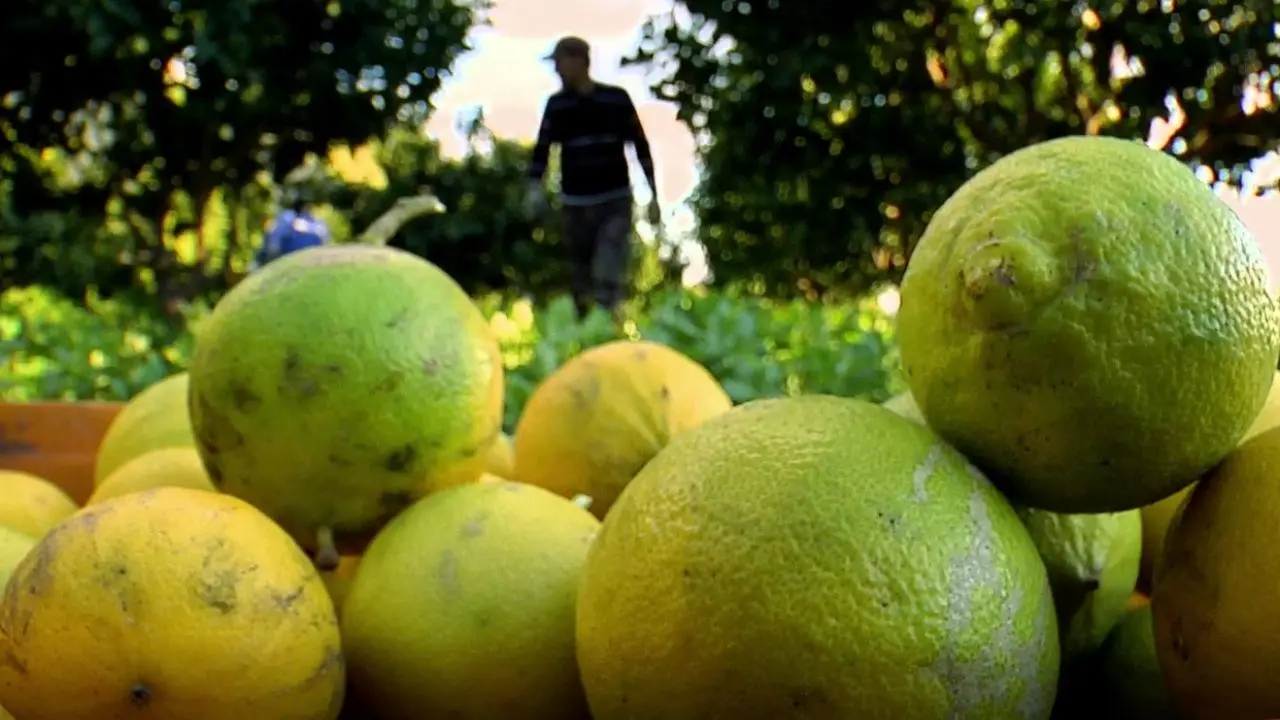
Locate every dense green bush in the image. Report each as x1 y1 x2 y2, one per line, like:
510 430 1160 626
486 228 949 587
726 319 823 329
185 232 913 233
1 286 902 431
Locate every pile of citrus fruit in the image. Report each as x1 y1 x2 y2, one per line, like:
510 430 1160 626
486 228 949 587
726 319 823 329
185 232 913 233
0 135 1277 719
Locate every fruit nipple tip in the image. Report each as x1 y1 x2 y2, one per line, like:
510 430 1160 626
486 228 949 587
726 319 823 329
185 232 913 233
958 237 1060 331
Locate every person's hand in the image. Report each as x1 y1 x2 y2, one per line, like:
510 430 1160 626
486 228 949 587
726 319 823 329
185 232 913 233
646 199 661 226
523 182 547 219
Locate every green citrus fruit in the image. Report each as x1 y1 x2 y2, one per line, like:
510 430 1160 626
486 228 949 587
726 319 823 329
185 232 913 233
898 135 1279 513
1096 600 1173 720
342 481 598 720
1015 507 1141 664
577 395 1059 719
188 245 504 567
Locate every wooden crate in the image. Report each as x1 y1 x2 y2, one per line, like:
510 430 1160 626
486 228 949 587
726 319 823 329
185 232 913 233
0 402 124 504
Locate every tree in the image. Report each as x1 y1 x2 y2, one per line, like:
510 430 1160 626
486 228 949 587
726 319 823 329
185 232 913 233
0 0 484 305
628 0 1280 298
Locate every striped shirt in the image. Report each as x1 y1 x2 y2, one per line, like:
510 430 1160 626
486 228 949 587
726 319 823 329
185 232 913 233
528 83 656 206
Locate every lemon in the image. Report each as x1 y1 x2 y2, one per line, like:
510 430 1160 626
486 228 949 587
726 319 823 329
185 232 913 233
1096 600 1173 719
88 446 215 506
0 525 37 590
1152 425 1280 717
188 245 504 567
94 372 195 485
577 396 1058 718
0 470 79 539
319 555 362 617
513 340 731 518
898 136 1280 514
485 431 515 479
342 481 598 719
1137 369 1280 591
1015 507 1141 664
0 487 344 718
1137 486 1192 593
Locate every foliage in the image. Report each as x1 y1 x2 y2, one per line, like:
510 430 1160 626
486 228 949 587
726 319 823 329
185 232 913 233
628 0 1280 298
1 286 902 432
2 0 484 301
0 288 197 402
301 123 572 299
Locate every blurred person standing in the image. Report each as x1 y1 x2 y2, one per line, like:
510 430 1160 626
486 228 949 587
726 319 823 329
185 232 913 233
525 35 662 319
252 192 330 271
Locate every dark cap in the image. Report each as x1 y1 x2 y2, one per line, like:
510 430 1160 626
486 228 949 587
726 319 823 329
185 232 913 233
544 36 590 60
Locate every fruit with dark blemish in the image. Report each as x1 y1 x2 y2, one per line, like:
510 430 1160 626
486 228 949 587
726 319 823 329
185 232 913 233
187 245 505 566
0 487 344 718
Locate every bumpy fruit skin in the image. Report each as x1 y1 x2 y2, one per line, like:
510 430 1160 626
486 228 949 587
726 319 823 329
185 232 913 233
0 487 345 719
898 135 1280 513
1152 426 1280 718
577 395 1059 720
188 245 503 555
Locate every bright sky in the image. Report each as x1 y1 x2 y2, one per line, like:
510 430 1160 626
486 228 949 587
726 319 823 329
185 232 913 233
423 0 1280 287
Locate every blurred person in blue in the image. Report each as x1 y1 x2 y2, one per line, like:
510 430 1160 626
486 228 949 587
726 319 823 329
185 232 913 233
252 192 330 271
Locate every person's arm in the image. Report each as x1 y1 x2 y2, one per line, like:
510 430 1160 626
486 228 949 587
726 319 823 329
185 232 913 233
528 98 557 183
622 92 658 197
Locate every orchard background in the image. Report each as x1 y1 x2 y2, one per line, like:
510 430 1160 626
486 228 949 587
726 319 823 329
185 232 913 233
3 0 1278 417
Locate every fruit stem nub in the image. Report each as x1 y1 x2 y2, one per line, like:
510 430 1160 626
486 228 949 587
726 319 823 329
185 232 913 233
314 525 341 571
571 494 594 511
129 682 153 706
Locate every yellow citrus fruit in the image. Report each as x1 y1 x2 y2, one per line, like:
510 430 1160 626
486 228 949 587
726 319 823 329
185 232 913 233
0 703 10 719
898 135 1280 514
1096 599 1173 719
188 245 504 568
0 524 36 590
342 481 598 720
485 431 515 479
1152 425 1280 716
0 470 79 539
1014 507 1141 663
88 446 215 506
0 487 344 719
513 340 731 518
882 390 925 425
577 396 1059 718
319 554 361 617
94 372 195 485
